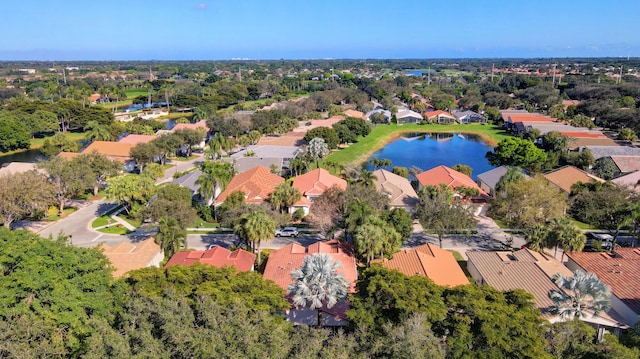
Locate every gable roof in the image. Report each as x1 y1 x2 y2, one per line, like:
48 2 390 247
164 246 255 272
98 238 162 277
292 168 347 197
467 248 628 327
425 110 455 119
453 110 486 120
118 134 157 144
504 112 557 123
214 166 284 205
543 165 604 193
372 244 468 287
81 141 136 162
171 119 208 132
291 116 344 133
611 170 640 192
610 156 640 173
256 134 306 147
372 169 419 208
416 165 487 195
263 240 357 293
172 169 202 193
567 249 640 317
396 108 423 120
343 109 366 120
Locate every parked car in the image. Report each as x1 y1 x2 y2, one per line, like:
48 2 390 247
585 232 614 250
275 227 299 237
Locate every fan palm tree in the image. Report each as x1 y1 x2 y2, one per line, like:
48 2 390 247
307 137 329 168
156 218 187 259
357 170 377 188
288 253 349 326
524 224 549 251
548 270 611 319
547 217 586 261
85 120 113 141
196 161 234 206
233 210 276 264
354 222 385 265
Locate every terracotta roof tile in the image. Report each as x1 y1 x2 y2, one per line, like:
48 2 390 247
416 165 487 196
426 110 455 118
372 244 468 286
171 120 208 132
543 165 604 193
118 134 157 144
98 238 162 277
567 249 640 316
505 112 557 123
81 141 136 162
214 166 284 205
292 168 347 197
263 240 357 293
165 246 255 272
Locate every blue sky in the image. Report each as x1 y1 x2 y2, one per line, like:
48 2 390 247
1 0 639 60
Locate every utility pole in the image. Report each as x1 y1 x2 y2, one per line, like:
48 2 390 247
238 67 242 82
62 67 67 85
552 63 557 87
491 63 495 82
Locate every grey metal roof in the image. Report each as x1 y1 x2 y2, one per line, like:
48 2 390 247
172 169 202 193
476 166 509 191
584 146 640 159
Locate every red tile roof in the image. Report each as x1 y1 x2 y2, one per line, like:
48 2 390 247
372 244 468 287
506 113 557 123
214 166 284 205
416 165 487 196
98 238 162 277
292 168 347 197
81 141 136 162
426 110 455 119
118 134 157 144
567 249 640 316
165 246 255 272
263 240 358 293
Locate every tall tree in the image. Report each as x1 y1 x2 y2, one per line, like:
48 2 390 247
416 190 476 248
269 182 302 213
306 137 330 168
155 217 187 259
0 171 55 227
233 209 276 264
486 137 548 173
546 217 586 260
104 175 156 214
196 161 235 206
288 253 349 326
39 157 93 215
548 270 611 319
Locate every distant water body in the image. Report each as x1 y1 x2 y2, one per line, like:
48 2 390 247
366 133 496 180
405 69 432 76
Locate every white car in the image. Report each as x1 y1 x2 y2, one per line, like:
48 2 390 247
275 227 299 237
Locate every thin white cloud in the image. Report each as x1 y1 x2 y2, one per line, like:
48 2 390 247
197 3 206 10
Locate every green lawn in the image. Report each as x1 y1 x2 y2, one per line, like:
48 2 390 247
324 123 510 166
30 132 86 149
571 219 596 230
97 226 132 235
119 215 141 228
447 249 472 278
125 89 147 99
45 207 77 221
92 216 111 228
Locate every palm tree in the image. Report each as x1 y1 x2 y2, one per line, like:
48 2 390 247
270 183 302 214
288 253 349 326
547 217 586 261
307 137 330 168
524 224 549 251
85 120 113 141
354 222 385 265
156 218 187 259
196 161 234 206
548 270 611 319
233 210 276 264
370 158 392 170
357 170 377 188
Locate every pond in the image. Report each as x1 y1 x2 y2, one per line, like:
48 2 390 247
0 148 45 166
366 133 496 179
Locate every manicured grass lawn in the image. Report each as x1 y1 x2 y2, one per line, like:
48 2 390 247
324 123 510 166
193 221 219 229
97 226 132 235
156 112 192 120
447 249 472 278
173 155 199 161
571 219 596 230
45 207 77 221
125 89 147 99
92 216 111 228
30 132 86 149
120 215 141 228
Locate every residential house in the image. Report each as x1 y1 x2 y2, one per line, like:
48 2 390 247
453 110 487 124
566 249 640 327
343 109 367 120
371 169 419 212
70 141 137 172
365 108 392 123
262 240 357 326
172 169 204 198
214 166 284 206
0 162 39 176
395 108 424 124
476 166 528 197
468 249 629 336
292 116 344 133
416 165 488 199
98 237 163 278
584 146 640 160
257 132 306 147
165 246 256 272
291 168 347 215
171 120 209 148
425 110 456 124
501 111 557 133
372 244 468 287
610 156 640 175
612 170 640 193
118 134 157 145
543 165 605 194
230 145 301 173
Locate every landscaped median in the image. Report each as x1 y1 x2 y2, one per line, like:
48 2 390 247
324 123 510 166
